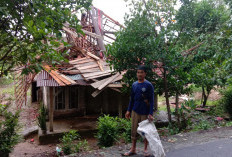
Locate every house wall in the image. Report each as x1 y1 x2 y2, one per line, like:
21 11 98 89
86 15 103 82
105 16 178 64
85 86 129 116
42 86 50 108
43 85 129 118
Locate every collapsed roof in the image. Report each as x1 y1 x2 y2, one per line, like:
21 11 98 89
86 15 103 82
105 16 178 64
15 6 125 108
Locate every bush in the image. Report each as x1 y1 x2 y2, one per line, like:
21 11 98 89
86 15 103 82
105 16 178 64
221 87 232 118
193 120 212 131
74 139 89 153
208 102 225 117
0 104 21 156
117 118 131 143
59 130 89 155
168 123 180 135
37 104 47 131
96 115 132 147
96 115 119 147
59 130 80 155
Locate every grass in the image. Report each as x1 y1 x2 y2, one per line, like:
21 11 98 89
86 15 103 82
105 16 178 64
0 86 15 95
158 95 166 102
158 105 175 112
0 76 14 87
190 84 202 93
193 99 219 107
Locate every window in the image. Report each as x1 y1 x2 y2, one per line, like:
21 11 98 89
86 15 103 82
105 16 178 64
55 87 65 110
69 86 78 109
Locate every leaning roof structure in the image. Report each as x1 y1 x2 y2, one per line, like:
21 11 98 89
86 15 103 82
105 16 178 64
15 6 125 108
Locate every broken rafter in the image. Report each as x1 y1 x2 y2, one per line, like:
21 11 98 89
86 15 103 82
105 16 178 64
98 7 125 28
97 61 104 71
85 72 112 80
110 87 122 93
83 70 112 78
98 73 120 90
182 42 203 56
87 52 100 60
63 26 103 40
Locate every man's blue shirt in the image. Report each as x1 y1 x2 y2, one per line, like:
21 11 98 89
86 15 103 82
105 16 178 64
127 80 154 115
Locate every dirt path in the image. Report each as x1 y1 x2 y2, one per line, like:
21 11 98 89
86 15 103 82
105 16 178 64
10 134 57 157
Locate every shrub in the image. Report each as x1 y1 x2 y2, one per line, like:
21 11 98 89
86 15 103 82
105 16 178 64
193 120 212 131
117 118 131 143
59 130 89 155
74 139 89 153
168 123 180 135
221 87 232 118
96 115 118 147
59 130 80 155
37 104 47 131
0 104 21 156
208 102 225 117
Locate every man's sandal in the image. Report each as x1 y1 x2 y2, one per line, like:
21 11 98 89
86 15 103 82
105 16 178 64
143 151 151 157
121 151 137 156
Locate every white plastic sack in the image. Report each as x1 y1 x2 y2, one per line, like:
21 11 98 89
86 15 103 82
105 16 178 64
137 119 166 157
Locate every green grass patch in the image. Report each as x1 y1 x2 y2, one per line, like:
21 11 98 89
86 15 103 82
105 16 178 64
190 84 202 93
193 99 218 107
158 105 175 112
0 85 15 98
0 76 14 86
158 95 165 102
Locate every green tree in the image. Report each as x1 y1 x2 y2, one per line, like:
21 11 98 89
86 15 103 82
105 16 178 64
176 0 230 107
0 0 92 76
107 0 191 122
107 0 231 123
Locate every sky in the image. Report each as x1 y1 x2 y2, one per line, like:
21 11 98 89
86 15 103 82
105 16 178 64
92 0 181 26
92 0 129 25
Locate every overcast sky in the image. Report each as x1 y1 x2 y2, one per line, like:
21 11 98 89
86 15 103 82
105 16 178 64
92 0 129 25
92 0 181 26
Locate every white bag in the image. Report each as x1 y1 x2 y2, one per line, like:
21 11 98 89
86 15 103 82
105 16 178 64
137 119 166 157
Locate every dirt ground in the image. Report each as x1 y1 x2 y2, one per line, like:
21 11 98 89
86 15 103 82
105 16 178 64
10 133 99 157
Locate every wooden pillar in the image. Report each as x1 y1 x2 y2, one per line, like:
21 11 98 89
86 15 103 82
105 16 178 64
49 87 54 132
154 93 158 112
118 95 122 118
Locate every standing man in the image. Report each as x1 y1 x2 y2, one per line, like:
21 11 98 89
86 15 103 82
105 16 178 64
123 65 154 156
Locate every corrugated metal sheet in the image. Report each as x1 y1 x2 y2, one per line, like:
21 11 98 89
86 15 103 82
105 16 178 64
37 79 59 87
66 74 83 80
36 70 89 86
36 70 59 87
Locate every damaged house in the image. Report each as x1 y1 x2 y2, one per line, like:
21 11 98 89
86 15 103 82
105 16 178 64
15 7 129 132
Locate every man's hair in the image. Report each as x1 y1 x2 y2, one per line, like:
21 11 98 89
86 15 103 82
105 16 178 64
137 65 147 73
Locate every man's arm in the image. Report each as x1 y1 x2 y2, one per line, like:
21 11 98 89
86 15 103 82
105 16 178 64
125 85 134 119
127 85 135 112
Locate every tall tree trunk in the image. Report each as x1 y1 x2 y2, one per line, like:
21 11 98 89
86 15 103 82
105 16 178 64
202 86 210 108
163 69 172 122
175 92 181 128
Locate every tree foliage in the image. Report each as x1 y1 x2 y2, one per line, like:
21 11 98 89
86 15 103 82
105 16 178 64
107 0 232 122
0 0 92 76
